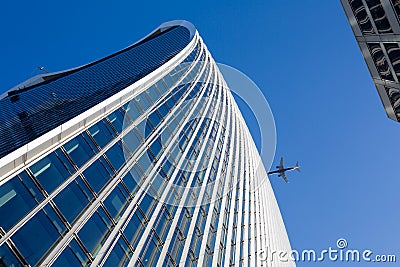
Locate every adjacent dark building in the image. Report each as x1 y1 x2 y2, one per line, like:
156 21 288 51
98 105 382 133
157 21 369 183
341 0 400 122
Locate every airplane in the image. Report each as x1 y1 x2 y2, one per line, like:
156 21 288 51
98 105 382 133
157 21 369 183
267 157 300 183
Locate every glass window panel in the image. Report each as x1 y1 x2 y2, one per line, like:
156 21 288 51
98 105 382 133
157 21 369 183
136 152 152 176
163 75 174 89
78 208 111 256
51 246 81 267
155 80 167 94
108 109 126 134
150 138 163 159
147 85 162 102
18 171 43 202
29 150 72 193
105 141 127 171
123 128 143 155
140 230 161 266
97 205 113 228
135 93 152 111
148 111 163 129
140 194 155 218
0 243 23 267
124 100 143 122
123 211 145 248
64 133 97 168
145 120 155 136
43 204 66 234
165 96 176 110
88 120 115 149
53 178 91 224
83 156 113 193
103 184 128 221
12 210 60 266
102 237 131 267
0 176 37 231
69 238 89 266
122 171 138 197
52 239 89 267
157 103 169 118
136 119 147 140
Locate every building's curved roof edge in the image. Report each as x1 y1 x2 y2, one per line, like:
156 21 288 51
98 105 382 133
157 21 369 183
1 20 196 100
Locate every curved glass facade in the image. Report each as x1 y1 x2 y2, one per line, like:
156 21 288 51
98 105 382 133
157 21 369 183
0 21 293 267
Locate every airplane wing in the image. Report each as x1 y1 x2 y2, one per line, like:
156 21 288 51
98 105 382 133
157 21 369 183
281 172 289 183
279 157 284 170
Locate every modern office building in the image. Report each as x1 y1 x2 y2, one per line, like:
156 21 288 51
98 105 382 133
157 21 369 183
341 0 400 122
0 21 293 266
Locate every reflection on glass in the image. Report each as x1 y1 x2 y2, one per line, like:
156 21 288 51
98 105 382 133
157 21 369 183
64 133 97 168
0 176 37 230
88 120 115 149
29 149 73 193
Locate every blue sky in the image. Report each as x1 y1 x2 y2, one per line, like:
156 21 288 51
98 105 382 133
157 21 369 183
1 0 399 266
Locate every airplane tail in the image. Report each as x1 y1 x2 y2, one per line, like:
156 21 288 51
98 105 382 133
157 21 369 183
295 161 300 172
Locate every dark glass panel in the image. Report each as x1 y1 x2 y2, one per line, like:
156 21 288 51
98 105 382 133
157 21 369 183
83 156 113 193
384 43 400 79
365 0 392 33
102 237 131 267
88 119 115 149
367 43 395 81
123 211 145 248
391 0 400 19
43 204 66 234
148 110 163 129
51 246 82 267
64 133 97 168
157 102 170 118
0 243 24 267
0 176 37 230
78 207 111 256
108 109 126 134
140 194 156 218
140 230 162 266
12 210 60 266
29 149 73 193
349 0 375 34
53 178 92 224
122 170 139 196
105 141 128 171
52 239 89 267
149 138 163 160
18 171 43 202
103 184 129 222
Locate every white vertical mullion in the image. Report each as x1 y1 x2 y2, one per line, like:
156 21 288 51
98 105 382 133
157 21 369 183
192 73 232 267
249 138 257 267
210 87 235 267
124 49 218 266
154 59 225 266
233 122 245 267
223 100 240 267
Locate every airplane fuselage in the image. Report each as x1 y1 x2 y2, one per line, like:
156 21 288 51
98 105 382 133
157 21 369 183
267 167 296 175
